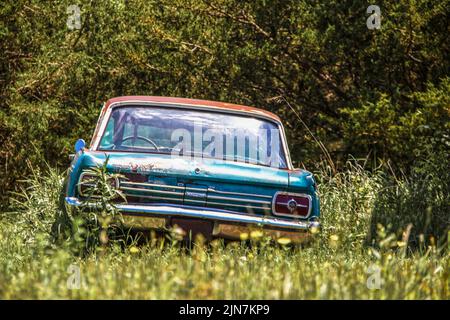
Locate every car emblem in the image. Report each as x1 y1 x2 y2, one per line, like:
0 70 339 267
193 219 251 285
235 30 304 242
186 191 204 198
287 199 298 213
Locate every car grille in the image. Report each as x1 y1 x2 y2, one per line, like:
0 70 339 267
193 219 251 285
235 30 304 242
118 179 273 215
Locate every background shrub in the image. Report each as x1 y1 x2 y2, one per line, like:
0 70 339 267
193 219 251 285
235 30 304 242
370 149 450 249
1 0 449 206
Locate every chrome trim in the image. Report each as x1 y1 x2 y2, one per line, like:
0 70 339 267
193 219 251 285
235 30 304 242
89 102 106 148
120 181 185 191
206 194 272 205
91 100 293 170
123 193 183 202
206 187 272 199
277 202 308 208
121 186 183 196
183 198 207 204
119 180 272 200
278 119 293 170
184 186 207 192
65 197 310 231
122 181 273 200
309 220 320 230
123 196 270 212
77 171 119 197
118 180 273 212
271 191 312 219
206 201 270 211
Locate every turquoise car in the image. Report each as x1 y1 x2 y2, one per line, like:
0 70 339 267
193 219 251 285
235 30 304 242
63 96 320 242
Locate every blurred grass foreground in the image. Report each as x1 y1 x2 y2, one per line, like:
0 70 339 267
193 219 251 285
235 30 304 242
0 155 448 299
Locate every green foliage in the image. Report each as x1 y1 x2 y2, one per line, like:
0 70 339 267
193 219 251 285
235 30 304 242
370 149 450 248
1 161 448 299
1 0 449 205
8 158 129 255
317 161 383 250
72 158 127 251
341 79 450 167
6 163 63 248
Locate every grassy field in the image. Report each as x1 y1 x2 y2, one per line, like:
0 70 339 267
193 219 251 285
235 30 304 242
0 161 448 299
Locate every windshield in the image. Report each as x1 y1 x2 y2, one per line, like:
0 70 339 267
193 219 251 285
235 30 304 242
98 106 288 168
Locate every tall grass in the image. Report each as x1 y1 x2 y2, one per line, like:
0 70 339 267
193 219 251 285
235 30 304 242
0 158 448 299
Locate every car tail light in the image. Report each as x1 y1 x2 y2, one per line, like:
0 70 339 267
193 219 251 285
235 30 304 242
78 171 118 197
272 192 311 218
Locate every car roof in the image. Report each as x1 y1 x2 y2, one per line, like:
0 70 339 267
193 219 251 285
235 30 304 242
103 96 281 122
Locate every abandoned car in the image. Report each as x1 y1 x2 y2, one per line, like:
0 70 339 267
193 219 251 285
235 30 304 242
63 96 320 242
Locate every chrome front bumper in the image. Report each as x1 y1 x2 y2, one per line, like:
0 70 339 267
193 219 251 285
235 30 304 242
65 197 320 242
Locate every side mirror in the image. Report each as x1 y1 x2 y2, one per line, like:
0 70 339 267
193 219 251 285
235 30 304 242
74 139 86 153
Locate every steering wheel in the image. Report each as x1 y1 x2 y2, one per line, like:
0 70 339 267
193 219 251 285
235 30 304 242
121 135 159 151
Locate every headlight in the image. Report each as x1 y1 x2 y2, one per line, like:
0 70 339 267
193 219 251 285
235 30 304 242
77 171 119 197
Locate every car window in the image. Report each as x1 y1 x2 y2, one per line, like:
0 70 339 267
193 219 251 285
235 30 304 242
99 117 115 148
98 106 287 168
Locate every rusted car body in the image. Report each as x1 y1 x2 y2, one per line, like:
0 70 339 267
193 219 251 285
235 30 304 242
63 96 320 242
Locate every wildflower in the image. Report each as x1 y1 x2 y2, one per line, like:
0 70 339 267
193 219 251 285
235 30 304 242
396 241 406 247
329 234 339 248
310 226 320 234
277 237 291 245
240 233 249 241
250 230 263 239
172 226 186 236
129 246 139 254
330 234 339 242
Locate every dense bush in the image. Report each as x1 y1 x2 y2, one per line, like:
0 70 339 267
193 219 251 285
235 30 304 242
370 149 449 248
1 0 449 206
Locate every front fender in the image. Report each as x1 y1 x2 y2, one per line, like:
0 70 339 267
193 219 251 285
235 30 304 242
66 151 108 197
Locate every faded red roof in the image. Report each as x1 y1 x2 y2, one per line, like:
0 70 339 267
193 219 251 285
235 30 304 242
103 96 281 122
